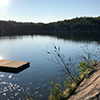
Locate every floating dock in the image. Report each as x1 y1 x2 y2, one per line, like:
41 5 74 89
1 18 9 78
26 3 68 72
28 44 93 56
0 60 30 73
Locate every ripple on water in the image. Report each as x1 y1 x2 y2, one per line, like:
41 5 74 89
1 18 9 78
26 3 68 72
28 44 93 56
8 74 12 79
0 74 51 100
15 92 19 96
0 75 4 77
0 82 8 85
3 93 6 96
34 86 40 90
38 94 43 97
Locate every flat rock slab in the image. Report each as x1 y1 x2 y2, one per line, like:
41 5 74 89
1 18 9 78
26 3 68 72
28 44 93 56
68 62 100 100
0 60 30 73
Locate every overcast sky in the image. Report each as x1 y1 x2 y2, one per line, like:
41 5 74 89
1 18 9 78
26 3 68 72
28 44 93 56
0 0 100 23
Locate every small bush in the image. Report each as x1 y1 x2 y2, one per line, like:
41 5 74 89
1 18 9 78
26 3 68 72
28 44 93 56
49 81 64 100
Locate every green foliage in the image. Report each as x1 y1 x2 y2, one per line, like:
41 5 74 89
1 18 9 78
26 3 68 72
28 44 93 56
74 75 81 83
66 76 72 84
27 98 33 100
49 80 64 100
49 60 93 100
49 76 78 100
77 61 93 75
66 82 72 90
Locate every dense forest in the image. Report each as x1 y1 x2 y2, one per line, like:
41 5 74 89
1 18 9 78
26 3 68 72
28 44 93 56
0 16 100 41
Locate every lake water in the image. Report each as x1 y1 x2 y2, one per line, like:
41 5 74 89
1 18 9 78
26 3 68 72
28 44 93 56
0 35 99 100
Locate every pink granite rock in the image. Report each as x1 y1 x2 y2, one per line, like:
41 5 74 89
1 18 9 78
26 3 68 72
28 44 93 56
68 62 100 100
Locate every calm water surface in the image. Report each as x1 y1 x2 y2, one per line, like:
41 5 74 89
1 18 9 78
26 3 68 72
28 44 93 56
0 35 99 100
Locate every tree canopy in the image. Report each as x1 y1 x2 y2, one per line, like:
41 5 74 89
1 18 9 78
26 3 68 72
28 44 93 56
0 16 100 41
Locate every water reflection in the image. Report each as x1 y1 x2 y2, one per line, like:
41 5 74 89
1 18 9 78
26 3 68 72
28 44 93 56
0 35 100 100
0 73 51 100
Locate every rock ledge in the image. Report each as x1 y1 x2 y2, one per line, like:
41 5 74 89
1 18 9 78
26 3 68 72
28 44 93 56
68 62 100 100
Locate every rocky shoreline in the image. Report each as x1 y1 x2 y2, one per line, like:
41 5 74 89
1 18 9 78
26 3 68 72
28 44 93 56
68 62 100 100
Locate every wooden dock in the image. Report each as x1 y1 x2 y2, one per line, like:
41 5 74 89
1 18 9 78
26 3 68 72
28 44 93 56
0 60 30 73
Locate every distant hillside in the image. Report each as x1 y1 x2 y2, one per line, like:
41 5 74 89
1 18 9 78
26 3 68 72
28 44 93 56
51 16 100 32
0 21 54 36
0 16 100 40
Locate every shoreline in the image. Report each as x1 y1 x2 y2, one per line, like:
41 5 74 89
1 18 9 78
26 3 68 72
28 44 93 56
68 62 100 100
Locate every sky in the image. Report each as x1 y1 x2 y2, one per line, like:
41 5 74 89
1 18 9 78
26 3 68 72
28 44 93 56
0 0 100 23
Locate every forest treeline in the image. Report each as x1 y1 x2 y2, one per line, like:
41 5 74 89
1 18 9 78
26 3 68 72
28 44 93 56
0 16 100 40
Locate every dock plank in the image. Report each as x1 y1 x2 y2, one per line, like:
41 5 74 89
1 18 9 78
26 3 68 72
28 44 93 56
0 60 30 73
0 60 12 66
